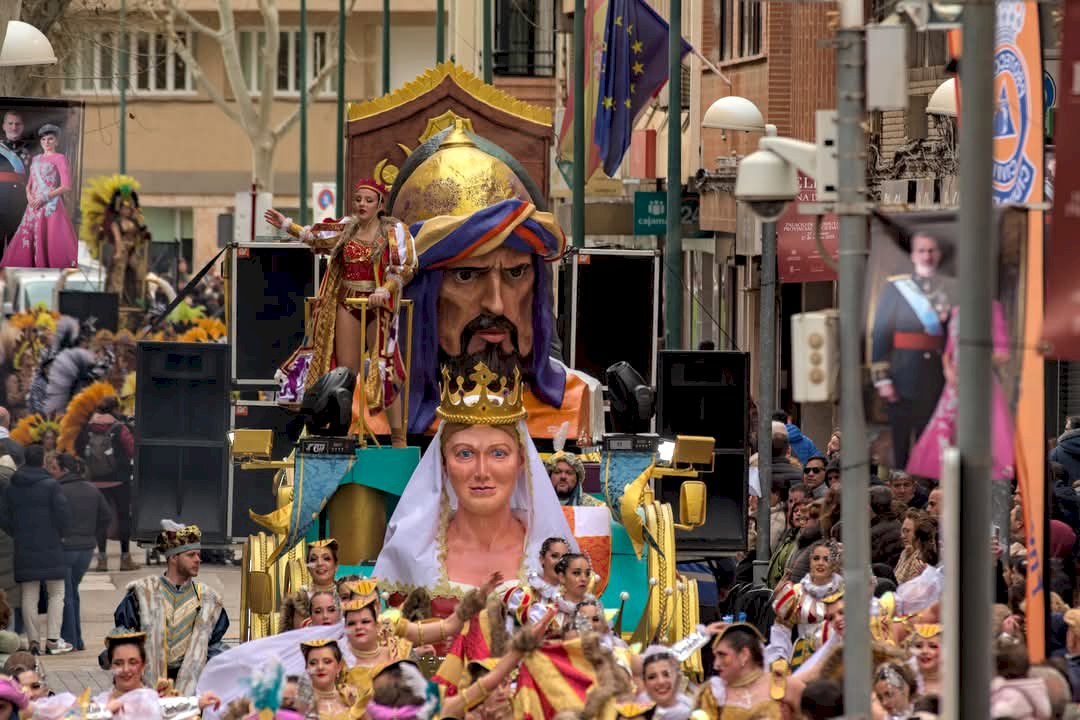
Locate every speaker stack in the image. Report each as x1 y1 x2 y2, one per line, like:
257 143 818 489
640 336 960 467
133 243 318 545
133 342 231 544
655 350 751 555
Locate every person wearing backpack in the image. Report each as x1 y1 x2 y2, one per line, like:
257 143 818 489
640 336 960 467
77 397 136 572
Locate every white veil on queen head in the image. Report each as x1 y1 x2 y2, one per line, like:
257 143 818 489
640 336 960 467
372 363 577 595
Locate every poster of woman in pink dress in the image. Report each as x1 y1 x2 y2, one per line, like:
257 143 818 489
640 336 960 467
0 124 78 268
906 302 1016 481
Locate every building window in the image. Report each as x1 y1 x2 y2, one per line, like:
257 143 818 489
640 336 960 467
718 0 762 61
907 27 947 68
238 29 335 95
64 31 195 94
494 0 555 77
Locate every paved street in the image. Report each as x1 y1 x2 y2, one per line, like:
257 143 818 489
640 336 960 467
32 542 242 696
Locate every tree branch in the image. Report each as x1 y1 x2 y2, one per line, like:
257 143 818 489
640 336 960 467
213 0 258 130
272 0 357 141
256 0 280 132
163 7 246 128
162 2 219 40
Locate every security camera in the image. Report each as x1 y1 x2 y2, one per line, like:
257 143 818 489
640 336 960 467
734 148 798 222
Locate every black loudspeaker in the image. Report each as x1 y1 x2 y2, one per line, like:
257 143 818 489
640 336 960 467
229 401 300 539
134 342 230 544
230 243 318 387
58 291 119 333
559 249 660 383
656 351 750 554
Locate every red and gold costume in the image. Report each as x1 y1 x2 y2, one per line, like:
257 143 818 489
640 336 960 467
279 179 417 410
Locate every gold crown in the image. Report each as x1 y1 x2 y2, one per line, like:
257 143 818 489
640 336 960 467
436 363 526 426
823 588 845 604
155 523 201 558
911 623 942 638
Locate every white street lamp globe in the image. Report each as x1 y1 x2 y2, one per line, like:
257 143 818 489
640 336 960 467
927 78 957 118
0 20 57 67
703 96 766 132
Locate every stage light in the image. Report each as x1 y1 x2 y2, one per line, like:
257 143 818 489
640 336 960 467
658 440 676 464
300 367 357 436
605 361 655 434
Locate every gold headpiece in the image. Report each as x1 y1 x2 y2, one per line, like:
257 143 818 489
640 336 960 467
823 588 845 604
436 363 526 426
300 638 338 650
104 627 147 647
342 579 380 614
911 623 942 639
615 702 656 719
309 538 339 554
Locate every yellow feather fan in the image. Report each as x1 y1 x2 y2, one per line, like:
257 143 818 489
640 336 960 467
58 382 116 454
119 372 136 417
194 317 226 340
79 175 143 259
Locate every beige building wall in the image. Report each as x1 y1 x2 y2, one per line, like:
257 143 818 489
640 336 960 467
64 4 441 266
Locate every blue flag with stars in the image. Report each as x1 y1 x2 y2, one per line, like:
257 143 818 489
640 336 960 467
594 0 691 176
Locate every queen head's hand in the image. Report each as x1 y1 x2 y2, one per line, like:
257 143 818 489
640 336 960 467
479 571 504 598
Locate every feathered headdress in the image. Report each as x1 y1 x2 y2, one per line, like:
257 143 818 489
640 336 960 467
58 381 116 454
10 414 62 446
80 174 143 259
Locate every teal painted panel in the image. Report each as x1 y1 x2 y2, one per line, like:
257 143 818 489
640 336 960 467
342 446 420 497
601 523 647 632
338 565 374 579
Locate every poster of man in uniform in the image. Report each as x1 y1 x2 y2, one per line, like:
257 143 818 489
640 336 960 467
0 97 84 268
865 210 1025 482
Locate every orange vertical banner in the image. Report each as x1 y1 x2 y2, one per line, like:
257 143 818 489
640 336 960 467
1015 211 1046 663
992 2 1044 206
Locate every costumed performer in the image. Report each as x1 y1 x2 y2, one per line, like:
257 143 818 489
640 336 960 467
280 539 342 631
107 521 228 695
770 541 842 669
346 573 500 712
639 647 693 720
906 623 942 698
80 176 151 307
871 661 918 720
545 422 601 507
529 537 571 602
0 125 77 270
301 638 356 720
80 626 221 716
696 624 803 720
268 179 416 448
372 360 575 618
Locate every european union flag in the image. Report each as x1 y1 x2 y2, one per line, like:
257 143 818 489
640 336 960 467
594 0 691 176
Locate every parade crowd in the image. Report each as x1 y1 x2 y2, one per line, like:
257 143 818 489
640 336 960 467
0 401 1067 719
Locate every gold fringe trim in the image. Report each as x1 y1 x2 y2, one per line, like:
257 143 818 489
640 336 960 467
347 62 552 127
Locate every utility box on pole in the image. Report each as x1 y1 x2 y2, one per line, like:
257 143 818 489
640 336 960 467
791 310 840 403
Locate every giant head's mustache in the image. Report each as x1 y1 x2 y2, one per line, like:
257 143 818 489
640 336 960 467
460 313 520 351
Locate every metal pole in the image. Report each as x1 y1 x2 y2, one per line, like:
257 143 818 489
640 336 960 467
118 0 127 173
483 0 493 83
436 0 446 63
752 222 776 584
955 1 995 717
572 0 585 249
299 0 308 226
335 0 346 219
664 0 682 349
382 0 391 93
836 0 870 713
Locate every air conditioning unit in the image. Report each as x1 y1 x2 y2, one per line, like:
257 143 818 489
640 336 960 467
791 310 840 403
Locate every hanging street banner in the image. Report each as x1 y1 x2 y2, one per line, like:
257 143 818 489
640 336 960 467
777 173 839 283
992 1 1044 206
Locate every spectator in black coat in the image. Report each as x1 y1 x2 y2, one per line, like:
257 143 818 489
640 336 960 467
49 453 108 651
0 408 24 468
870 486 905 568
1049 416 1080 483
0 445 72 655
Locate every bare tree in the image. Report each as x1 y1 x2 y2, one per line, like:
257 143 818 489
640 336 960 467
1 0 81 96
148 0 355 192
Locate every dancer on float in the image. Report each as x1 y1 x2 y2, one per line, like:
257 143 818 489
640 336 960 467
771 540 843 668
639 647 693 720
300 638 355 720
696 624 805 720
529 536 570 602
280 539 341 631
906 623 942 698
267 179 416 448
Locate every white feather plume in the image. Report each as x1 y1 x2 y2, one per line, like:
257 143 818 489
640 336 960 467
553 421 570 454
160 519 185 532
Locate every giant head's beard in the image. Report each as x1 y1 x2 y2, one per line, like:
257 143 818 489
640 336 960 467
438 313 531 387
